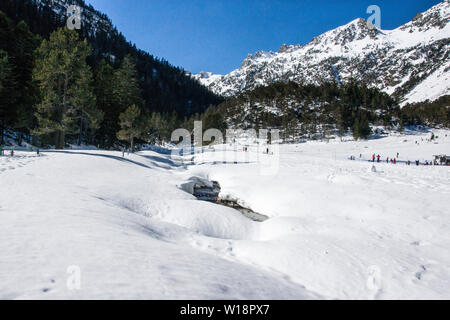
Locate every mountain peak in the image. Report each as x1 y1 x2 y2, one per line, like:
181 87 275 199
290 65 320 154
399 0 449 32
278 43 303 54
196 2 449 105
241 50 275 68
309 17 381 47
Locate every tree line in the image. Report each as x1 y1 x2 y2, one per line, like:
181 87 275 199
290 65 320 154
0 0 222 118
210 81 449 142
400 95 450 129
0 8 221 150
211 81 400 141
0 0 223 148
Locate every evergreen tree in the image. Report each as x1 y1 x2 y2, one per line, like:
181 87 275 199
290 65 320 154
113 55 144 110
353 118 360 140
94 60 117 147
116 104 146 152
353 116 371 140
0 11 17 145
33 28 102 149
10 20 40 143
359 118 371 139
0 49 14 144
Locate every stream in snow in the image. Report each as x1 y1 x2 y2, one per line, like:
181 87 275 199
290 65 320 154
217 198 269 222
180 176 269 222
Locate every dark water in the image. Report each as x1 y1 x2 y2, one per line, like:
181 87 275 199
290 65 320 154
217 199 269 222
192 180 269 222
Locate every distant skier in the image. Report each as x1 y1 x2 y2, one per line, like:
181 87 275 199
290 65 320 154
372 154 376 162
377 155 380 163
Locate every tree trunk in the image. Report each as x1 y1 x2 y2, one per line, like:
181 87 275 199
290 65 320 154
78 118 83 146
0 124 4 145
55 130 65 149
130 135 135 153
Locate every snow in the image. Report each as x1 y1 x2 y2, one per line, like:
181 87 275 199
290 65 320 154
196 1 450 104
401 60 450 106
192 71 224 87
1 129 450 299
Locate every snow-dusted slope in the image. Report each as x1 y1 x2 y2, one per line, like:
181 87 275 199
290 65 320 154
0 150 316 299
195 1 450 104
1 129 450 299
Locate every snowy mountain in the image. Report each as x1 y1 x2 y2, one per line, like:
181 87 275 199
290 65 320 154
194 1 450 105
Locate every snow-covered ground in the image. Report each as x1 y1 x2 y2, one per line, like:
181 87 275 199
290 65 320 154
1 129 449 300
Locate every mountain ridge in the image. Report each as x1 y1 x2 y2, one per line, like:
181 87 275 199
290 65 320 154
194 1 450 105
0 0 222 117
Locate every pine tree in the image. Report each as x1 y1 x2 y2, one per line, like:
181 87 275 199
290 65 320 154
353 118 360 140
94 60 117 147
11 20 40 142
74 66 104 146
0 11 17 145
0 49 14 144
116 104 146 152
33 28 102 149
353 116 371 140
113 55 144 111
359 118 372 139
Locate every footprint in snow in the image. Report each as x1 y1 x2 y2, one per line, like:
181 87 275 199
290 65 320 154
415 265 427 280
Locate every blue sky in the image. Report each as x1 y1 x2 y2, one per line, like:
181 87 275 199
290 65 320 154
85 0 442 74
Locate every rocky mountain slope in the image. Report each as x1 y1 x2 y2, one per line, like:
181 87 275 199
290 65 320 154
194 1 449 105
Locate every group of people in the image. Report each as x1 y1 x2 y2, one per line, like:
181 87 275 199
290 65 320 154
371 153 400 164
0 146 40 157
368 153 441 166
0 146 14 157
349 152 442 166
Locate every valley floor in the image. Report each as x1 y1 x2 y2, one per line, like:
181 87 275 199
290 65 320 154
1 129 449 299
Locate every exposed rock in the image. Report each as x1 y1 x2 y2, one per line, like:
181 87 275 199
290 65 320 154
194 2 450 105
